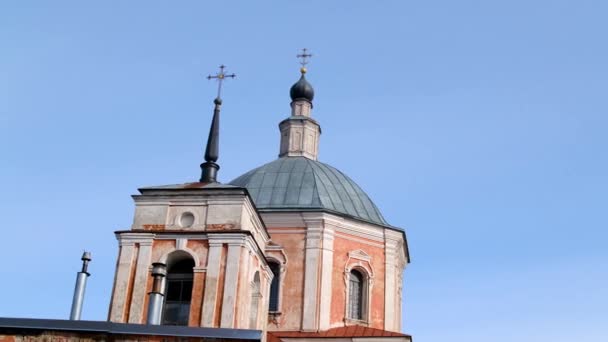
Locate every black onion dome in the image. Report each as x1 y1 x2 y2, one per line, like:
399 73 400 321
289 74 314 102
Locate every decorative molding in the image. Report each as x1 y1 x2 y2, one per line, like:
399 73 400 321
343 249 374 326
266 228 307 234
176 238 187 250
115 232 155 246
193 266 207 273
266 244 288 265
348 249 371 262
157 245 201 268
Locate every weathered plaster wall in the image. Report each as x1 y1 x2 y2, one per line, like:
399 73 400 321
265 228 307 331
330 235 386 329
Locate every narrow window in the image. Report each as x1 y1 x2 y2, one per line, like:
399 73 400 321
162 258 194 326
268 262 281 312
348 269 364 320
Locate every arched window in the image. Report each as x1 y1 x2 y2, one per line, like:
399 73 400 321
162 257 194 326
348 269 365 320
268 261 281 312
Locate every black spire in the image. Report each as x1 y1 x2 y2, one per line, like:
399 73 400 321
200 97 221 183
200 65 235 183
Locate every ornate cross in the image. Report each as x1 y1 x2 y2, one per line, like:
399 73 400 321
296 48 313 67
207 65 236 99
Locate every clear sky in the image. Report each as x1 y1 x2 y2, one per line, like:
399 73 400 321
1 1 606 341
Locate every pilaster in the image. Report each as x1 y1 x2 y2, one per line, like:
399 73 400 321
318 223 335 330
384 229 405 332
127 237 154 323
201 240 223 327
301 227 320 330
109 239 135 322
220 242 244 328
301 214 334 331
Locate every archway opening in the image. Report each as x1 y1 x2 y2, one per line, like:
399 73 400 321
162 255 194 326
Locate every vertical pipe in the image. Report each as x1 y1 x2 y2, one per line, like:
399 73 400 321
70 251 92 320
146 262 167 325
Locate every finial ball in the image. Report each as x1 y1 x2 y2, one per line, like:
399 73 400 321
300 67 307 74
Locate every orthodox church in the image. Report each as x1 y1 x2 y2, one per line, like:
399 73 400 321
0 55 411 342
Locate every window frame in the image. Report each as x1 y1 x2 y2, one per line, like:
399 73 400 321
265 257 286 316
161 257 195 326
342 250 375 326
348 269 365 320
344 267 370 324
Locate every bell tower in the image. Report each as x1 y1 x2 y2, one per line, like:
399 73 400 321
108 65 273 331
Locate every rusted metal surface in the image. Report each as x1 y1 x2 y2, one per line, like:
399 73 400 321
142 224 166 230
0 317 261 341
205 223 236 231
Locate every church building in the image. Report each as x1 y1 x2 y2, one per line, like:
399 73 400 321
0 55 411 342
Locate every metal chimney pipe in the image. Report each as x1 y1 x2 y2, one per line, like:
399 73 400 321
69 251 92 320
146 262 167 325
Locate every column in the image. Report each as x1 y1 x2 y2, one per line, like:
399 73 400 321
109 240 135 322
128 238 153 323
318 225 335 330
220 243 243 328
302 225 321 330
201 240 223 327
384 239 398 331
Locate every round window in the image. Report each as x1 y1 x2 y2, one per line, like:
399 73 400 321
179 212 195 228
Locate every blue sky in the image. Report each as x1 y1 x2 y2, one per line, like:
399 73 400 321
1 1 607 341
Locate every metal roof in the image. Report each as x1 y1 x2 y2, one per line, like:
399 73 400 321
267 326 411 341
0 317 261 340
229 157 388 226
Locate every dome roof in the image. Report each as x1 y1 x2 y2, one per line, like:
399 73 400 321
290 74 314 102
229 157 387 226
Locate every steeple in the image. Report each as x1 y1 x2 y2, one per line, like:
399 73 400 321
279 49 321 160
200 65 236 183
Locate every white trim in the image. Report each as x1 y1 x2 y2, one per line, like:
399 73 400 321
301 225 321 330
116 232 156 246
128 242 153 323
201 243 222 326
344 263 373 325
157 246 201 268
266 228 307 234
109 243 135 322
261 212 389 243
348 250 371 262
220 244 242 328
266 247 287 315
176 238 187 250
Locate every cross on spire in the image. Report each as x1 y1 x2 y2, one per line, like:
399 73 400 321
207 65 236 99
297 48 313 71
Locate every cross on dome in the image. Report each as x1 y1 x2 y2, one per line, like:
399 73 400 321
296 48 313 73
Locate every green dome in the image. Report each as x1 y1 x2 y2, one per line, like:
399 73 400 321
229 157 387 226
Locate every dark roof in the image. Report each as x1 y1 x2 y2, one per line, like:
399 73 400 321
138 182 240 191
268 326 411 342
0 317 261 340
290 74 314 102
229 157 388 226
